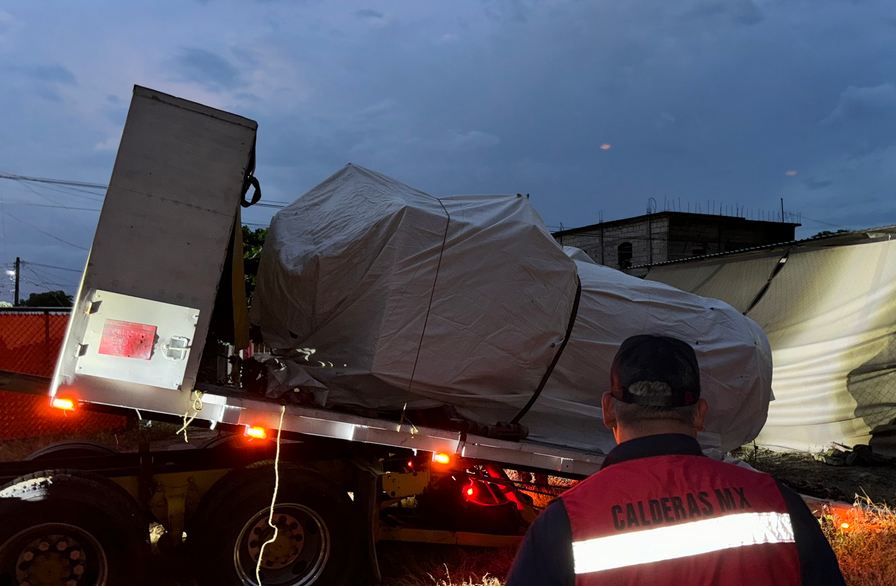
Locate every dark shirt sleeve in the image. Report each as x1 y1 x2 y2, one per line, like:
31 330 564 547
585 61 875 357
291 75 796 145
504 499 575 586
775 480 847 586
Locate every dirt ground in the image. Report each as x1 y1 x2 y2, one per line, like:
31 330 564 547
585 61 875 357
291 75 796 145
734 445 896 506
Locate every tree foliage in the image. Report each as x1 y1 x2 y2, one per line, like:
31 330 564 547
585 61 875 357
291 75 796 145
812 229 850 238
242 225 268 305
20 290 73 307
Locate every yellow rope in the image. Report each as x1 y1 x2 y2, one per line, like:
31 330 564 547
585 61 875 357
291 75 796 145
175 391 203 443
256 405 286 586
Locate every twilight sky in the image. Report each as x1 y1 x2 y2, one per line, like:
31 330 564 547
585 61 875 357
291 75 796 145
1 0 894 302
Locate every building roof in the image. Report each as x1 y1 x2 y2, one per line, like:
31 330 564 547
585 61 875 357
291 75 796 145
633 225 896 269
552 211 801 238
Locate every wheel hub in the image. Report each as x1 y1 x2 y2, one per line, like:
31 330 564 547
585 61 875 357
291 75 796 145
15 534 86 586
235 504 331 586
246 514 305 570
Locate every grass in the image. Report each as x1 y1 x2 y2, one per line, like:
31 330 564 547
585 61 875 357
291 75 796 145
377 542 515 586
821 498 896 586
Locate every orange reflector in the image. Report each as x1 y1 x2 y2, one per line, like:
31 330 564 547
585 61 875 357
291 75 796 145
245 426 267 439
432 453 451 465
52 398 76 411
840 523 850 530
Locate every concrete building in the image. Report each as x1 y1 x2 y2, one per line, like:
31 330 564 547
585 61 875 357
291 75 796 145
553 212 800 273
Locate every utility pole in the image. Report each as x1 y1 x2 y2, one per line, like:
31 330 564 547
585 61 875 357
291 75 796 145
14 257 20 306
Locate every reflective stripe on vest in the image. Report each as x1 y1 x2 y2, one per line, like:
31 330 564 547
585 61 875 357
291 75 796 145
573 511 795 575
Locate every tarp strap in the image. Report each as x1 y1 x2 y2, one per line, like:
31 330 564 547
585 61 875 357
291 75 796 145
406 197 452 395
511 272 582 425
745 249 790 314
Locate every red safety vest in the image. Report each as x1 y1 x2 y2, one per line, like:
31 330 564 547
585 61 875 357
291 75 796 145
562 454 802 585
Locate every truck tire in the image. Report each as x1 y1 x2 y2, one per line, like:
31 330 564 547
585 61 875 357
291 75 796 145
190 464 359 586
0 469 149 586
25 441 120 461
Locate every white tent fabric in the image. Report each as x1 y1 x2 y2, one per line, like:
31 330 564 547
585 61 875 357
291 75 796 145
645 252 784 314
252 165 773 454
648 240 896 452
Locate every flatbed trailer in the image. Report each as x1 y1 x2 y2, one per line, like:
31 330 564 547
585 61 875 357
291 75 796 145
0 87 606 586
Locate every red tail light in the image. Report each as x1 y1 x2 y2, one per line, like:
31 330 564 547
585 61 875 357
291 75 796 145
52 397 76 411
245 426 267 439
432 453 451 465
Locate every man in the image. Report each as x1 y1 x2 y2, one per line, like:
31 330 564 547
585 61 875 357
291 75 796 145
505 334 845 586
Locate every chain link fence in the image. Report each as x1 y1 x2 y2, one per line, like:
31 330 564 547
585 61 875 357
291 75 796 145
0 308 126 440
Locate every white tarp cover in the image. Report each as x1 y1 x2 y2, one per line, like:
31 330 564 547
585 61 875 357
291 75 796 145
647 240 896 452
252 165 773 454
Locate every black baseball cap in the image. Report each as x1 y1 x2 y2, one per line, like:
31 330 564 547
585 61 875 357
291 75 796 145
610 335 701 407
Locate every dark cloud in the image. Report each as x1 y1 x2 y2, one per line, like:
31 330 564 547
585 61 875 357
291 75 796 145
8 64 77 86
233 92 262 103
170 48 243 92
480 0 531 23
101 105 127 126
355 9 384 19
804 178 833 190
33 86 63 102
821 83 896 124
0 10 17 34
685 0 764 25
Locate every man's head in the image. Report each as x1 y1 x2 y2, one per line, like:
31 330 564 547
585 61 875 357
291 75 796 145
601 335 708 443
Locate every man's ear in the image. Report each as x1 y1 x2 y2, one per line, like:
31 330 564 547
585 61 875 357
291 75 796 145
693 397 709 433
601 392 617 431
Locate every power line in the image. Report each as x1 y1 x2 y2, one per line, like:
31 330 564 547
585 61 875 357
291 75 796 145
799 214 849 230
3 202 101 212
24 266 74 288
27 261 83 273
13 181 106 202
5 212 89 251
26 264 77 283
0 172 108 190
7 178 95 231
18 275 72 305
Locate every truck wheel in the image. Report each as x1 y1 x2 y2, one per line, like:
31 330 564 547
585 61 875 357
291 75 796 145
0 470 148 586
25 441 120 461
191 465 359 586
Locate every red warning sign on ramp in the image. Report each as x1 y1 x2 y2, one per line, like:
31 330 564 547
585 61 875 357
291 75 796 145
98 319 156 360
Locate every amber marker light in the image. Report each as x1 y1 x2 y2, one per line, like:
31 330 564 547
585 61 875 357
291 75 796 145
52 397 76 411
245 426 267 440
432 453 451 465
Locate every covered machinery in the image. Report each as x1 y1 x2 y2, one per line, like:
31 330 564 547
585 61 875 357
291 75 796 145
252 164 773 454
